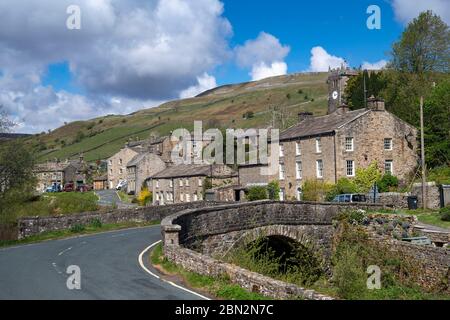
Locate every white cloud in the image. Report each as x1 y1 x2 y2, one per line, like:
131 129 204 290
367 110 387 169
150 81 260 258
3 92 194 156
235 32 290 81
0 0 232 132
250 62 288 81
391 0 450 24
362 60 388 70
308 46 346 72
179 73 217 99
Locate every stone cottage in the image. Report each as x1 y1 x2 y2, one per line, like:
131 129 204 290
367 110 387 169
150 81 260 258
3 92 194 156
126 153 166 195
150 164 237 205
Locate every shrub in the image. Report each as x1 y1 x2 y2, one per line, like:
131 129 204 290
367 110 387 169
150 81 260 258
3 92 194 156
302 180 334 202
267 181 280 200
377 174 399 192
247 186 268 202
137 187 152 206
70 224 85 233
440 206 450 222
354 162 382 193
327 178 358 201
90 218 102 229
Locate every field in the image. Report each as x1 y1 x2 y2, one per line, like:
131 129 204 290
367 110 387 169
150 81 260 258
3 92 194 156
20 73 329 163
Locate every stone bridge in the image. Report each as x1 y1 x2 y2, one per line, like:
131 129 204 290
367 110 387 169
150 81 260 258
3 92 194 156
161 201 387 299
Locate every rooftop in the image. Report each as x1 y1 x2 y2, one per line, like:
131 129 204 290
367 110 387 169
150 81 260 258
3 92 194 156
280 108 370 141
152 164 214 179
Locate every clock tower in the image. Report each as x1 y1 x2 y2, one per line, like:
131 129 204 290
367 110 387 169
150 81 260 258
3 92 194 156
327 64 358 114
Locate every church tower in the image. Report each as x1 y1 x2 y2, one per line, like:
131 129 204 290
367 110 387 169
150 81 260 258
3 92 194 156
327 64 358 114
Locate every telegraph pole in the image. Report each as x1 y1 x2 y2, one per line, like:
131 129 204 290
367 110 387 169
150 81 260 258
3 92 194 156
363 71 367 109
420 96 427 210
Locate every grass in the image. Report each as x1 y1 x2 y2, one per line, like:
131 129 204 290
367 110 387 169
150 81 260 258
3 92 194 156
2 192 100 222
118 191 135 204
150 243 268 300
369 208 450 229
0 221 161 248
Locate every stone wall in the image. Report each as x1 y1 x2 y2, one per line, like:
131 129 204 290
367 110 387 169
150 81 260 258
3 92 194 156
412 182 442 210
164 245 333 300
17 201 225 239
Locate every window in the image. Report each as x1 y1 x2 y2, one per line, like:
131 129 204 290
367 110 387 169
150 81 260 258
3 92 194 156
110 169 113 174
193 194 198 202
109 160 112 165
346 160 355 177
279 144 284 157
156 180 160 188
198 193 203 201
316 138 322 153
169 180 173 188
280 189 285 201
316 160 324 178
345 137 354 152
385 160 393 175
296 187 303 201
119 168 123 174
155 193 159 201
279 164 286 180
296 161 302 180
186 194 191 203
119 159 122 165
179 179 183 187
198 178 203 187
384 138 393 150
185 178 189 187
296 142 301 156
180 193 184 202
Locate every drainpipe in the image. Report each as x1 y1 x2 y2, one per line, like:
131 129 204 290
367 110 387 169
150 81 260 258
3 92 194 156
333 133 338 184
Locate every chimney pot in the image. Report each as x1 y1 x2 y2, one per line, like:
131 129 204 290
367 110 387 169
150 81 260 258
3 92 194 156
367 96 385 111
337 103 350 114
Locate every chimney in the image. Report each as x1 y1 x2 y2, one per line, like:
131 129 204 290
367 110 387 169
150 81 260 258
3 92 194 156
336 103 350 114
298 112 313 122
367 95 385 111
79 153 84 163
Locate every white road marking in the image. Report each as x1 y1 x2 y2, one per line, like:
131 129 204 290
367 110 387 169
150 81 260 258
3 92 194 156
58 247 73 256
138 241 211 301
51 262 63 274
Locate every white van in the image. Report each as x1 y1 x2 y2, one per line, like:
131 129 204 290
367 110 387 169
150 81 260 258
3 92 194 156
116 180 127 191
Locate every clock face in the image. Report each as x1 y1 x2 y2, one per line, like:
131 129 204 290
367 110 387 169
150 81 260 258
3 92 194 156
332 91 339 100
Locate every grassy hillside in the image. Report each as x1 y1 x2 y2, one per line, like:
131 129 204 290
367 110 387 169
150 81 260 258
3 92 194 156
23 72 329 163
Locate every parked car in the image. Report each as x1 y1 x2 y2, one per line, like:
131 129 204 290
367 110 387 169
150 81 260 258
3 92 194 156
63 183 75 192
45 183 61 193
116 180 127 191
76 184 92 192
332 194 367 203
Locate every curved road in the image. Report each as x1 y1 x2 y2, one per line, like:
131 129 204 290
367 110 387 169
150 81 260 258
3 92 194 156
0 226 201 300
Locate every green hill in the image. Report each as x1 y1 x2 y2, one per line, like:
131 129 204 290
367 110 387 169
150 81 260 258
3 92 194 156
23 72 329 163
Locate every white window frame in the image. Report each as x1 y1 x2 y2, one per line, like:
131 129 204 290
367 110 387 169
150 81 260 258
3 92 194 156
385 160 394 175
384 138 393 151
186 194 191 203
179 179 183 187
316 138 322 153
279 164 285 181
198 178 203 187
193 194 198 202
280 189 285 201
185 178 189 187
180 193 184 202
156 180 160 188
296 161 302 180
346 160 355 177
316 160 324 179
169 180 173 188
296 187 303 201
345 137 354 152
295 142 301 156
279 144 284 157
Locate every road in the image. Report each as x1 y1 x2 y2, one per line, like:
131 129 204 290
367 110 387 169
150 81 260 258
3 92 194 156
96 189 137 209
0 226 202 300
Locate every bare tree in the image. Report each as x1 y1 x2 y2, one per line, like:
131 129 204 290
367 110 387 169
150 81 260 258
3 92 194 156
0 105 16 133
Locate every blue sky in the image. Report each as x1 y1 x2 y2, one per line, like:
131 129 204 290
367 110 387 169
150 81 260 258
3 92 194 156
0 0 447 133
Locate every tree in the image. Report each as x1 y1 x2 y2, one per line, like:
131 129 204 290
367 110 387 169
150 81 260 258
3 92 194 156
424 79 450 167
267 181 280 200
0 105 15 133
247 186 268 202
390 11 449 75
0 141 36 217
354 162 382 193
345 71 387 110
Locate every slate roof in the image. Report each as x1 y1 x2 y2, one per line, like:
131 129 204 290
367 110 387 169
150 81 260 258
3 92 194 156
127 153 147 167
151 164 213 179
34 162 73 172
280 109 370 141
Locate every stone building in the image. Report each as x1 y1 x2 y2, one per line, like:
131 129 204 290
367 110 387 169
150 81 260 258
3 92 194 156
107 142 146 190
151 164 237 205
34 161 79 191
273 98 418 200
327 65 358 114
126 153 166 195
